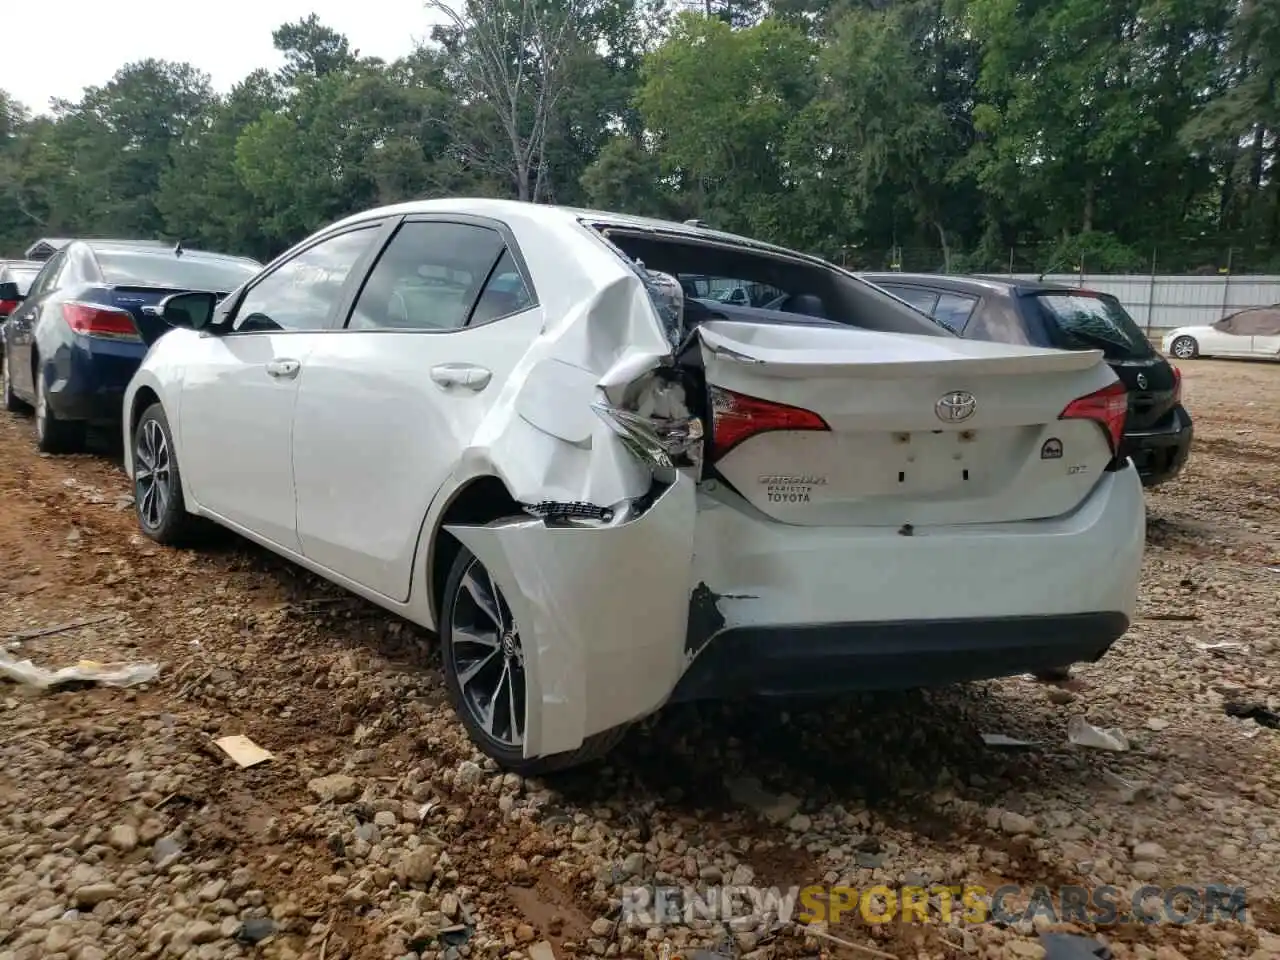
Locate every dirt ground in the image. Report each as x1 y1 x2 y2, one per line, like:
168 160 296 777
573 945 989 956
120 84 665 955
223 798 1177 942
1 359 1278 960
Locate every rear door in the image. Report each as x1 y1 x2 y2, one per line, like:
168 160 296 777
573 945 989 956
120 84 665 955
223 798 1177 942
696 320 1120 528
292 216 545 602
178 223 388 551
7 252 69 399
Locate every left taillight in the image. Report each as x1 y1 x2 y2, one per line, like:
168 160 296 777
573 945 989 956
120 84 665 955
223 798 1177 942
62 301 141 342
708 385 829 462
0 299 19 319
1058 380 1127 454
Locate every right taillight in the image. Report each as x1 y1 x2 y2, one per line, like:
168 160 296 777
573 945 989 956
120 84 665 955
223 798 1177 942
1170 365 1182 404
1058 380 1127 454
708 385 829 461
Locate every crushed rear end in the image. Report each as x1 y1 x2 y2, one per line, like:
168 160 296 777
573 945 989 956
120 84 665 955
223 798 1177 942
447 220 1144 759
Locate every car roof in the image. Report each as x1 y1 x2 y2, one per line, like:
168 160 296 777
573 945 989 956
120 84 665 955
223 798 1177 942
857 272 1082 297
327 198 823 263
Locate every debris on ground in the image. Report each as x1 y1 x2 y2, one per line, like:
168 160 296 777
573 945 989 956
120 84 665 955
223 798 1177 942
1066 714 1130 751
980 732 1038 748
213 733 274 767
1224 700 1280 729
0 652 158 689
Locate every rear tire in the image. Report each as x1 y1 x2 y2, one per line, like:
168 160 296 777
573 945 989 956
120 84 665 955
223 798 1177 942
1170 336 1199 360
2 351 29 413
440 538 629 774
133 403 197 546
34 367 85 453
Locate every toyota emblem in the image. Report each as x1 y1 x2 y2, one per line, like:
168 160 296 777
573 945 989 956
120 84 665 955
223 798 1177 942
935 390 977 423
1136 373 1148 389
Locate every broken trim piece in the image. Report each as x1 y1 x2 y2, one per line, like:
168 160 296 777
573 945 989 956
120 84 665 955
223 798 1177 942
591 400 704 471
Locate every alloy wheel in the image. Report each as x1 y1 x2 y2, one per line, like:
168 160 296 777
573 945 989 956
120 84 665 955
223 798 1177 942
1172 337 1195 360
135 419 172 531
449 558 526 747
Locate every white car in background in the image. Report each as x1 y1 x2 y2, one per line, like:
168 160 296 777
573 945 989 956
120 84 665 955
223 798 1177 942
121 200 1145 773
1163 306 1280 360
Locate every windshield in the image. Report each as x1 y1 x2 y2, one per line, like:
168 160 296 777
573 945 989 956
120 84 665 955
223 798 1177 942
96 250 260 291
1034 292 1153 359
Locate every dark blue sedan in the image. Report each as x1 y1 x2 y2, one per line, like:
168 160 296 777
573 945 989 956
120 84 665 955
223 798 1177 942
0 240 260 452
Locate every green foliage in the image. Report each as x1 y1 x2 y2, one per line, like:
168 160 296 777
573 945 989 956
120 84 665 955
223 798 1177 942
0 0 1276 271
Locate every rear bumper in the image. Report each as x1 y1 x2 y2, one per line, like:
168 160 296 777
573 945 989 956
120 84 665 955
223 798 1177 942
1121 405 1193 487
670 612 1128 701
679 464 1145 699
46 336 146 423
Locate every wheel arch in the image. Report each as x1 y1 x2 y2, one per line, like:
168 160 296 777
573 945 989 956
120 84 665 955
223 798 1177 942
425 475 522 627
122 373 197 509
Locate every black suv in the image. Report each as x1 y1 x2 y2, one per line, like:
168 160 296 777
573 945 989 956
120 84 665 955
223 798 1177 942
859 273 1193 487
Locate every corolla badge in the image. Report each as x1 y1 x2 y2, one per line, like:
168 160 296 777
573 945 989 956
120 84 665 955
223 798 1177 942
1136 373 1148 389
935 390 977 423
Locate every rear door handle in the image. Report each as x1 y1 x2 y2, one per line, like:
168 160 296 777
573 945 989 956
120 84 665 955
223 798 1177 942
430 363 491 391
265 359 301 380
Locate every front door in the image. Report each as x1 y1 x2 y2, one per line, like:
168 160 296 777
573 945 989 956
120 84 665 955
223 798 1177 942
292 217 544 601
179 224 386 552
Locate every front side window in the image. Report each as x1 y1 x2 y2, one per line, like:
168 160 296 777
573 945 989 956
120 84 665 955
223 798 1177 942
232 228 379 333
348 222 516 331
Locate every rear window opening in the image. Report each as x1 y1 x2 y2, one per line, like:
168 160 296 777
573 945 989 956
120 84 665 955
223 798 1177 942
1034 292 1153 360
7 267 41 296
584 222 948 342
95 250 260 292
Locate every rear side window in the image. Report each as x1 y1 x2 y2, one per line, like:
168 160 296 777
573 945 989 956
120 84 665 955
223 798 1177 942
348 221 514 331
1036 292 1152 359
470 250 533 325
95 250 260 291
932 292 979 333
880 285 939 315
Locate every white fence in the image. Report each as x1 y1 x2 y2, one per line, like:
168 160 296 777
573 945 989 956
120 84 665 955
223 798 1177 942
1010 274 1280 331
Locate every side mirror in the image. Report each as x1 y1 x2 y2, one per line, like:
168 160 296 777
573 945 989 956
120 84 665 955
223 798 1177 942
157 290 217 330
0 281 23 303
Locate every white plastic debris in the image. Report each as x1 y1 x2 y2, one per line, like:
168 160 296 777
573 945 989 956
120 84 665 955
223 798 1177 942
1067 715 1130 751
981 733 1038 748
0 653 159 689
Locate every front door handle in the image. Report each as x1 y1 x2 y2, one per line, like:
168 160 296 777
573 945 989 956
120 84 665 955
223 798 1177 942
430 363 491 391
265 359 301 380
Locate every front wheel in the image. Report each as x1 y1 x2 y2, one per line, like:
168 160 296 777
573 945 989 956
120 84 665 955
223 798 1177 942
440 540 628 774
133 403 197 546
1170 336 1199 360
34 368 85 453
2 352 29 413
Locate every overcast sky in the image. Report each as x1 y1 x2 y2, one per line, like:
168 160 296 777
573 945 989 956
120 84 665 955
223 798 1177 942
1 0 443 115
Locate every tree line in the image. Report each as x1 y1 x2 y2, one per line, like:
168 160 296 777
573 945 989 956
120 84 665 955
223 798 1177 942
1 0 1277 275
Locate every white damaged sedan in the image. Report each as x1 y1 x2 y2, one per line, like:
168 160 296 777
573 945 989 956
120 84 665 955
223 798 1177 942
122 200 1144 772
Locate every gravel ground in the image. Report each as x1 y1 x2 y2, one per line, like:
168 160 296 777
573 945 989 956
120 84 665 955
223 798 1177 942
0 358 1278 960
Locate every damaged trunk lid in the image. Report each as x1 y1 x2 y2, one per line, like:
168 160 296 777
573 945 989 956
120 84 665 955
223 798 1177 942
692 319 1121 527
